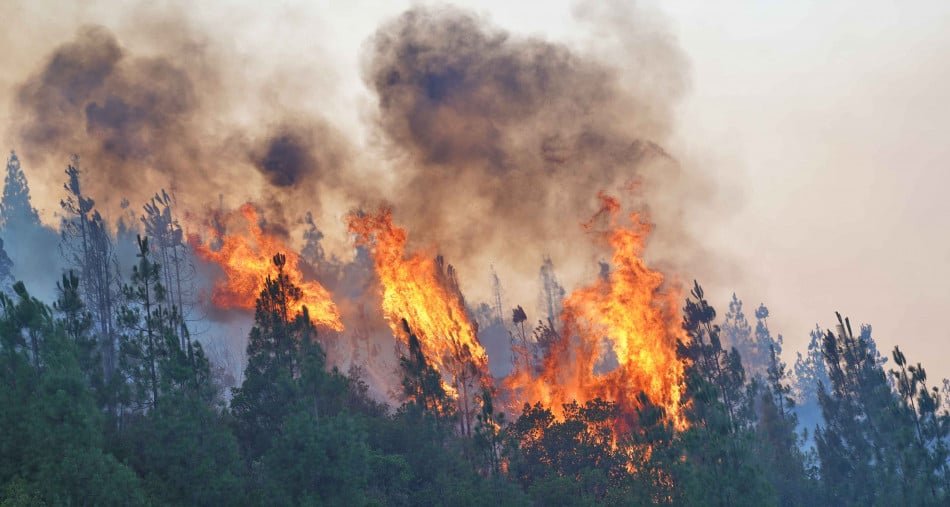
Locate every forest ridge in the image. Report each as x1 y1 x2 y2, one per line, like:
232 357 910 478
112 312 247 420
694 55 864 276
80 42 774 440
0 151 948 506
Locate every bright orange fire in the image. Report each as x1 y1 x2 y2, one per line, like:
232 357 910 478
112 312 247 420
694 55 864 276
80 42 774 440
347 209 491 433
190 203 343 331
346 208 490 380
504 194 687 430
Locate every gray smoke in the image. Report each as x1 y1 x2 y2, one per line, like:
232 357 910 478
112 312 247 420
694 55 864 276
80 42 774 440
362 4 693 305
9 13 354 230
1 2 709 390
15 25 201 191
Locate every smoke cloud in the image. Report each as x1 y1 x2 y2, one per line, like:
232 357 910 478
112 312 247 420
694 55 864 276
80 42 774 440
7 8 355 235
15 24 205 194
0 0 714 399
2 0 702 325
363 4 693 303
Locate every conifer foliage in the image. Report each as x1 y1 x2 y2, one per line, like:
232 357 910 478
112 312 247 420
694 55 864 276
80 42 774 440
1 152 949 505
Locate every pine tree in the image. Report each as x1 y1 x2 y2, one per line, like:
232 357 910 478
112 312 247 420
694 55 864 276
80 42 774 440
0 238 13 293
506 399 622 503
791 324 832 448
60 159 120 387
0 151 40 231
815 313 904 505
1 151 63 304
538 257 565 324
399 318 452 422
721 293 755 372
54 270 102 399
889 346 950 503
0 281 145 505
680 281 750 433
677 281 772 506
231 253 319 460
118 235 173 409
754 304 783 374
141 190 193 348
756 342 814 506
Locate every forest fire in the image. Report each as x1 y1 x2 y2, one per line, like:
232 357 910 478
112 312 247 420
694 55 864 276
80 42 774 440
347 208 491 385
347 208 492 435
342 197 685 435
504 194 688 431
189 203 343 331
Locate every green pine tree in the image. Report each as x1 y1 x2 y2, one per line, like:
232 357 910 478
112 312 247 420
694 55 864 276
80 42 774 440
0 281 145 505
0 151 40 231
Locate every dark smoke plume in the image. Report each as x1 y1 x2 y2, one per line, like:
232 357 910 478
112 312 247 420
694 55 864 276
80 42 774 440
1 1 709 401
16 25 200 191
248 119 350 192
10 17 354 232
5 1 701 323
363 5 691 291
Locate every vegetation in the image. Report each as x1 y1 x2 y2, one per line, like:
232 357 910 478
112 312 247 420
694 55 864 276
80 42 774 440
1 154 948 505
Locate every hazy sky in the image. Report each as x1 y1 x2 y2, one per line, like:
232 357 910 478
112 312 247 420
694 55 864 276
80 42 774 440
2 0 948 380
662 0 950 379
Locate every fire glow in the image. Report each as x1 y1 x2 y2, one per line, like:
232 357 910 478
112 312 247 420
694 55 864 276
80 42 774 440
347 208 490 381
189 203 343 331
504 194 687 430
194 197 686 433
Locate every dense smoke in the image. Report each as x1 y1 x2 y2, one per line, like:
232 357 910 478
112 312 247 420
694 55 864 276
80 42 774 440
14 24 210 200
7 9 355 235
362 4 693 302
7 2 693 250
1 2 702 361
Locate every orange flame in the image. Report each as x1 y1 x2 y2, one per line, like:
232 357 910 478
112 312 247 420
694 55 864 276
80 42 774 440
190 203 343 331
346 209 490 382
505 194 687 430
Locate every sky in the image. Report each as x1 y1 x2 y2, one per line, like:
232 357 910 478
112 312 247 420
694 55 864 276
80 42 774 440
1 0 948 380
662 0 950 377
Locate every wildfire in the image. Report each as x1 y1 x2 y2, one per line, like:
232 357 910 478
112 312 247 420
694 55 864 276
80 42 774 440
347 208 491 434
504 194 687 430
190 203 343 331
347 208 490 378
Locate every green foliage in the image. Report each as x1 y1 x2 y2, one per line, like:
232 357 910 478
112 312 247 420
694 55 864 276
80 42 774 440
0 282 146 505
677 281 775 506
0 239 12 291
815 314 905 505
756 342 816 506
231 254 320 460
398 318 453 422
506 399 622 502
115 394 244 505
0 151 40 230
888 346 950 503
5 220 950 507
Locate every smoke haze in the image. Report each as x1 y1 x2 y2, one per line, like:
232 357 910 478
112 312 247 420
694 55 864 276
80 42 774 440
0 1 710 321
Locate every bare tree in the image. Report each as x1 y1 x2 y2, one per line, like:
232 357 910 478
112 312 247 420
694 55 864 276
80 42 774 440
60 158 121 384
141 189 195 349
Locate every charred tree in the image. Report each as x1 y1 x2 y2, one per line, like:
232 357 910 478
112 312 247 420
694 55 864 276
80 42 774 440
141 190 193 349
60 159 121 386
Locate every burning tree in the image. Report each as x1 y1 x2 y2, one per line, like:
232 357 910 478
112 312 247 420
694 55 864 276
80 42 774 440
231 253 321 459
347 208 492 437
190 203 342 331
503 195 687 432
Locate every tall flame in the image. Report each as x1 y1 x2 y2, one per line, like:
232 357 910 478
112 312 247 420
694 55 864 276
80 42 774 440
346 209 490 382
504 194 687 430
190 203 343 331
